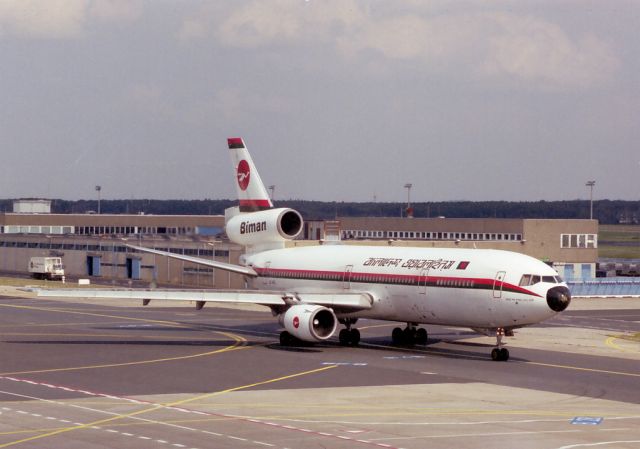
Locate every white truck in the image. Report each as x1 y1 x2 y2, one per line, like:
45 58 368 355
29 257 65 280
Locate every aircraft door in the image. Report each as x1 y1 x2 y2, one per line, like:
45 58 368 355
262 261 271 287
493 271 506 298
418 268 429 295
343 265 353 290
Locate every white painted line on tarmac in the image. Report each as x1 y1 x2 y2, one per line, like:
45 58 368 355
557 441 640 449
321 362 368 366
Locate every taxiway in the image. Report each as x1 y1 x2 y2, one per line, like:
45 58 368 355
0 290 638 449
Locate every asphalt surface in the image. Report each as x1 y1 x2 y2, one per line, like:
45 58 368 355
0 292 639 449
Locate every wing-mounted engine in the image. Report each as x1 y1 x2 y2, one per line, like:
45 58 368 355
226 208 303 248
278 304 337 342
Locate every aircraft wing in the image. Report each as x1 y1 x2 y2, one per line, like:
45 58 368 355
38 244 373 312
125 244 257 277
35 288 374 312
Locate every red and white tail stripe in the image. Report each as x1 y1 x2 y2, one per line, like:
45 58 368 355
227 138 273 212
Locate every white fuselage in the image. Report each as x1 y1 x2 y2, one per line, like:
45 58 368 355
245 245 565 329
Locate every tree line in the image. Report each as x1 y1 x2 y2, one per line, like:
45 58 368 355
1 199 639 225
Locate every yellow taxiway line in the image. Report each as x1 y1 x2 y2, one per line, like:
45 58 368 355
0 364 338 448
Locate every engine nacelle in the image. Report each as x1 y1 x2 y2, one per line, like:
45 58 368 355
226 208 303 247
278 304 337 342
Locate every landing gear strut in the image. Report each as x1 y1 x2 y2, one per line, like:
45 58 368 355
491 328 509 361
338 318 360 346
391 323 428 346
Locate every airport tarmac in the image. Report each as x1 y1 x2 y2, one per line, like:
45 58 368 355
0 288 639 449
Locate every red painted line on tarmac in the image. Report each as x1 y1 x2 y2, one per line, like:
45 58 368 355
0 375 402 449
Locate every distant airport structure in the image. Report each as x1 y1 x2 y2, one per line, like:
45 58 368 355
12 199 52 214
313 216 597 280
0 200 597 285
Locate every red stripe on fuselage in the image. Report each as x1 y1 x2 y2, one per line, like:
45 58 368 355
253 267 542 297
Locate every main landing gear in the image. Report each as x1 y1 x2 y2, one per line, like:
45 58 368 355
338 318 360 346
391 323 428 346
279 331 300 346
491 328 509 361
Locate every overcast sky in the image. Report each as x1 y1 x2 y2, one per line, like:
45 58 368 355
1 1 638 202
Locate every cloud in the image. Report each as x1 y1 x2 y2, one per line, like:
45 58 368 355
0 0 86 39
480 13 619 89
338 10 618 89
180 0 365 45
0 0 143 39
203 1 619 90
89 0 143 23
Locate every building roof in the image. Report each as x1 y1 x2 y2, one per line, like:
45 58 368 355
0 213 225 227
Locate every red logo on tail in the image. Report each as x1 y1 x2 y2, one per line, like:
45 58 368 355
237 160 250 191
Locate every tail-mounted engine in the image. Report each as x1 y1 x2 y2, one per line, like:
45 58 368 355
278 304 337 342
226 208 303 247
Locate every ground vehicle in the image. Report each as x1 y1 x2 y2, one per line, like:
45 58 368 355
28 257 65 280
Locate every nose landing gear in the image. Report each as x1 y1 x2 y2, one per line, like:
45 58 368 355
491 328 509 361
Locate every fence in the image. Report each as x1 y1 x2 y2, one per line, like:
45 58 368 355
567 277 640 297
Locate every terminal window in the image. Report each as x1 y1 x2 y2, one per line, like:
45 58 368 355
561 234 597 249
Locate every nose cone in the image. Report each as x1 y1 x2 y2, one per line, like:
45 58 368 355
547 286 571 312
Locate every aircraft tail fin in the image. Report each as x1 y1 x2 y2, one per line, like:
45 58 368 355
227 137 273 212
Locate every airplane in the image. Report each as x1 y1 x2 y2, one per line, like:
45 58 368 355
38 137 572 361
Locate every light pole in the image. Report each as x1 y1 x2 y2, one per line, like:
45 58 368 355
95 185 102 214
404 183 413 218
268 185 275 201
585 180 595 220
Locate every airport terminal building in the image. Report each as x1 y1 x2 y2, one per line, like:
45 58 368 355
0 201 598 286
333 217 598 280
0 202 241 288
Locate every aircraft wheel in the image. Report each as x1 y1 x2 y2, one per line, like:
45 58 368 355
415 328 428 345
391 327 404 345
280 331 292 346
491 347 509 361
350 328 361 346
339 329 350 346
403 327 416 346
339 328 361 346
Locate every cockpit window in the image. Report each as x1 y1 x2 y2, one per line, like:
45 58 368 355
531 275 541 285
520 274 563 286
519 274 541 286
